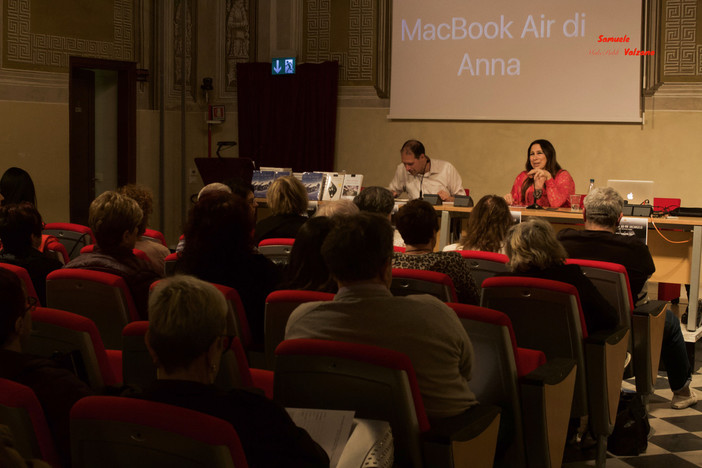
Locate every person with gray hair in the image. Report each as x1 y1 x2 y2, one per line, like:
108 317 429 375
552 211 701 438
313 199 359 218
354 186 406 247
558 187 695 409
558 187 653 301
499 218 618 334
353 186 395 217
136 275 329 467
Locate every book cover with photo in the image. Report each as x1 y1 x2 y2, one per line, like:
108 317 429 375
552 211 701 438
252 170 275 198
341 174 363 199
302 172 325 201
322 172 345 201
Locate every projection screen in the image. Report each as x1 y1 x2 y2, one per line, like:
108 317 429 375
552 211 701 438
389 0 644 122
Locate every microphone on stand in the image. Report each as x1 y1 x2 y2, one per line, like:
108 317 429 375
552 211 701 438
419 156 430 199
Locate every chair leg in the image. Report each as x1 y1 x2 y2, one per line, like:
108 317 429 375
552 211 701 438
595 435 607 467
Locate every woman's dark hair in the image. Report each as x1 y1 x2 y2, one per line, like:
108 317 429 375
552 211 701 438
459 195 513 253
395 199 439 245
0 267 25 347
284 217 336 293
0 167 36 207
0 202 43 254
521 139 561 201
179 191 254 279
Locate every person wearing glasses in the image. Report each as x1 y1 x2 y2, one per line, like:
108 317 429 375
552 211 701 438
136 275 329 468
0 267 93 465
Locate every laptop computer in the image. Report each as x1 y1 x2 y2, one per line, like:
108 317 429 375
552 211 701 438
606 180 655 205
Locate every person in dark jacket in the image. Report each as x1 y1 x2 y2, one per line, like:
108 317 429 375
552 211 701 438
0 203 62 304
500 217 619 334
137 275 328 468
178 191 280 349
558 187 695 409
0 268 93 466
254 176 308 244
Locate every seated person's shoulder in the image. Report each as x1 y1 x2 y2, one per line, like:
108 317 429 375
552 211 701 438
556 228 579 240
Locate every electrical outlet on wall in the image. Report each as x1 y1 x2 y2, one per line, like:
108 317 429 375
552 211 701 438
188 168 198 184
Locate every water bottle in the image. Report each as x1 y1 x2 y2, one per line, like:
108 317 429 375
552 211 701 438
587 178 595 194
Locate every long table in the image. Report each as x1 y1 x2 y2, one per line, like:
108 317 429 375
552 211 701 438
435 205 702 337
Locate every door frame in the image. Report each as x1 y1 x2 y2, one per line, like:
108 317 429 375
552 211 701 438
69 56 136 224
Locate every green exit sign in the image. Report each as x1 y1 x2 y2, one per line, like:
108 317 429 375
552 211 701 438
272 57 296 75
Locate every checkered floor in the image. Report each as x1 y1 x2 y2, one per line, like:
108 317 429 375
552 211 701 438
564 305 702 467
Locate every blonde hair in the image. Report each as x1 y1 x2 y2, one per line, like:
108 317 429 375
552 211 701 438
267 176 308 216
147 275 227 373
314 199 359 218
504 218 567 272
89 191 143 250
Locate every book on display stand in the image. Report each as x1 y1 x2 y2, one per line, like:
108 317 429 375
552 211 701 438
322 172 345 201
302 172 325 201
341 174 363 199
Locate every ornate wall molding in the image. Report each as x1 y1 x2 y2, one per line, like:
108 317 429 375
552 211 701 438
662 0 700 78
4 0 133 71
166 0 196 102
0 0 136 102
301 0 389 102
216 0 257 100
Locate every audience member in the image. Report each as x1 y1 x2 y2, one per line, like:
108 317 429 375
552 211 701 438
177 182 235 254
0 168 36 206
65 191 162 319
353 186 404 247
225 177 258 219
444 195 513 253
118 184 170 274
0 268 93 465
283 217 337 293
198 182 231 199
353 186 394 215
0 203 62 304
558 187 695 408
136 275 329 467
500 218 618 334
254 176 308 244
286 212 479 420
393 199 479 304
178 191 280 349
313 199 359 218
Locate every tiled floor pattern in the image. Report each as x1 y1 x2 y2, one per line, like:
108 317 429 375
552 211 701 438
563 308 702 467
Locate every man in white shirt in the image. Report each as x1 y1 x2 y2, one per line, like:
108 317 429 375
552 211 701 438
389 140 466 201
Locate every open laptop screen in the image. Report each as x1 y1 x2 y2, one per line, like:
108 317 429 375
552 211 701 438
606 180 655 205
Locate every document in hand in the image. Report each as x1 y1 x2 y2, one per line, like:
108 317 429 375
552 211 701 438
285 408 393 468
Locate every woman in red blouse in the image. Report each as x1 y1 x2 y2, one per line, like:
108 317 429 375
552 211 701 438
504 139 575 208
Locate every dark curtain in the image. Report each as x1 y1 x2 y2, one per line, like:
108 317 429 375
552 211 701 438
237 61 338 172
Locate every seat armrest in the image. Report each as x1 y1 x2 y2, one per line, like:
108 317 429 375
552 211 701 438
585 326 630 439
633 300 668 317
516 347 547 378
422 404 501 468
520 358 577 468
632 302 668 394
